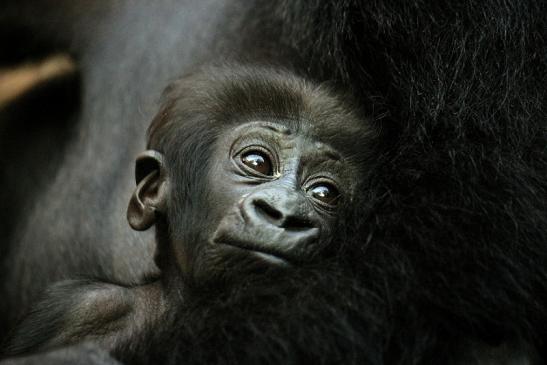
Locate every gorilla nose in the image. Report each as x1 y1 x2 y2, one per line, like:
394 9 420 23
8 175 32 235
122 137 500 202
227 191 321 262
244 192 318 233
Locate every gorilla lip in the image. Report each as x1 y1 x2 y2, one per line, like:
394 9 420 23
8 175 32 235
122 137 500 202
212 208 296 265
212 235 292 265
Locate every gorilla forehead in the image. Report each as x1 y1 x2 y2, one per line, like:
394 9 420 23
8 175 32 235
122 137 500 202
147 64 375 160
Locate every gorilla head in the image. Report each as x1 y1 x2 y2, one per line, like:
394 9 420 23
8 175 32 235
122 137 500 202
127 64 376 288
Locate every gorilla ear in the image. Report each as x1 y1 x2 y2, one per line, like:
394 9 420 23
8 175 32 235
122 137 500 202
127 150 168 231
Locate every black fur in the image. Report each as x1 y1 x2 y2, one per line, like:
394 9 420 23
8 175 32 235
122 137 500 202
122 265 385 365
247 0 547 362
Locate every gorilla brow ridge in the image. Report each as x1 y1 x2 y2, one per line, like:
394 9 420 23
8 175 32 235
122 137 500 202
145 64 368 151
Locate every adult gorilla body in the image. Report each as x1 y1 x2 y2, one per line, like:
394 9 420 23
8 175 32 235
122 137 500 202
1 0 546 364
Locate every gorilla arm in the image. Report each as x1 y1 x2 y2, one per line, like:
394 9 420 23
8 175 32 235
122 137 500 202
3 279 165 357
0 343 121 365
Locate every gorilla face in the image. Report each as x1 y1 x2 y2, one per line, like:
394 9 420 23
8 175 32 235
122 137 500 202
175 119 362 283
128 65 375 287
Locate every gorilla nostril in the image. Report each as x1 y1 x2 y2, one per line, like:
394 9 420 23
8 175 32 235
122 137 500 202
253 199 283 223
251 198 316 232
282 216 316 232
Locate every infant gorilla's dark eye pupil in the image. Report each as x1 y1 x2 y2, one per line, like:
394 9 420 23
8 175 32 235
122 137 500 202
241 151 272 175
310 184 339 205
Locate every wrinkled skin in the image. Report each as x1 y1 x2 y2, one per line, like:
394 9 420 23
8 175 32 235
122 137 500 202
179 120 360 282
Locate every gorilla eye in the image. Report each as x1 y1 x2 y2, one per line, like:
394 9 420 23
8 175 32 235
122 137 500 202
241 150 273 176
309 183 340 206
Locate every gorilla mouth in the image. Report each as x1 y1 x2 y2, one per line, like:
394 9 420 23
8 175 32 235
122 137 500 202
212 234 292 266
211 208 316 266
213 232 292 265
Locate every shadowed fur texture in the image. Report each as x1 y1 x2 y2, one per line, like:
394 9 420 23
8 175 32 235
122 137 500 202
244 0 547 363
119 266 385 365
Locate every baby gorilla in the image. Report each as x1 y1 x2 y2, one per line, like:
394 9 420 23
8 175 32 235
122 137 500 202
4 65 377 364
126 64 375 290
